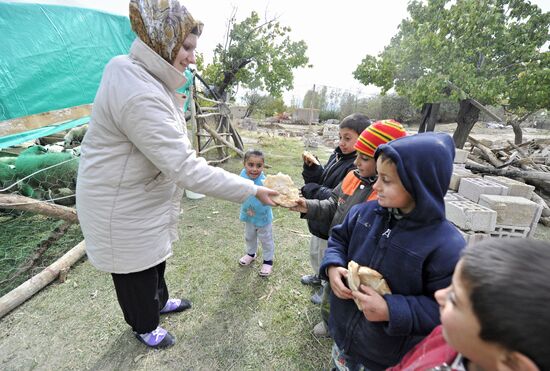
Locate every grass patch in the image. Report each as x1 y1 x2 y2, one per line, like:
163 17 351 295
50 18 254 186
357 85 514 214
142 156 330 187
0 214 83 296
0 131 334 370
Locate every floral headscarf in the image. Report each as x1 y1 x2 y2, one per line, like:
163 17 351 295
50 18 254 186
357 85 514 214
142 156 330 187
129 0 203 64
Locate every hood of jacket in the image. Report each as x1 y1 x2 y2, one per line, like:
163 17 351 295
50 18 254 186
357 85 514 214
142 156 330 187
374 132 455 224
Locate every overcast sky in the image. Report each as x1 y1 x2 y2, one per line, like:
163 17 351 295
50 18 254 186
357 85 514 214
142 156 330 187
6 0 550 104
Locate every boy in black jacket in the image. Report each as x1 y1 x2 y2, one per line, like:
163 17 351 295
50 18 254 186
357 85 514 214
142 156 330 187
300 113 371 304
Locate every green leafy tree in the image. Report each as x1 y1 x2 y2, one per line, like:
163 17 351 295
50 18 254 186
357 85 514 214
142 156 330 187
241 91 286 118
260 95 286 117
303 88 321 110
242 90 267 118
200 10 310 101
353 0 550 147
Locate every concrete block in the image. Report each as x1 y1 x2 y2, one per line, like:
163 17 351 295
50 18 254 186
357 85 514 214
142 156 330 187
456 228 491 244
446 200 497 232
490 225 530 238
458 177 508 203
527 204 544 238
449 167 481 191
479 195 540 227
484 176 535 199
454 148 469 164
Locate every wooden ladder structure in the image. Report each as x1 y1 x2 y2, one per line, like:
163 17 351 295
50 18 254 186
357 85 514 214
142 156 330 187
186 72 245 164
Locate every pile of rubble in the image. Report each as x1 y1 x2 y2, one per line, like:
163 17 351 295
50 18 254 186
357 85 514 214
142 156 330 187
446 139 550 242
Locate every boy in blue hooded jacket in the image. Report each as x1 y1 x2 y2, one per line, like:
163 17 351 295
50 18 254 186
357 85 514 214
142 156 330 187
320 132 465 370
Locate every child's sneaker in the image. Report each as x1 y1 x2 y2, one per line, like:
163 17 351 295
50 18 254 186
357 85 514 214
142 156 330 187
239 254 256 266
134 326 175 349
259 263 273 277
160 298 192 314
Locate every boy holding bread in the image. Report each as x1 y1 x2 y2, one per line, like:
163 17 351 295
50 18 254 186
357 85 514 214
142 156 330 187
320 132 466 370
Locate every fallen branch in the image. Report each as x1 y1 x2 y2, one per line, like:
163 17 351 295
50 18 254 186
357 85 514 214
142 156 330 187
0 193 78 223
0 240 86 319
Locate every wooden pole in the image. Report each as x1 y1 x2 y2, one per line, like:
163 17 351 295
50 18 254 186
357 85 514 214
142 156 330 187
201 123 244 158
0 194 78 223
0 241 86 319
188 90 199 152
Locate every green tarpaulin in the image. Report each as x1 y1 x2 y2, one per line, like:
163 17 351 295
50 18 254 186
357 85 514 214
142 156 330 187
0 2 135 121
0 116 89 150
0 2 194 148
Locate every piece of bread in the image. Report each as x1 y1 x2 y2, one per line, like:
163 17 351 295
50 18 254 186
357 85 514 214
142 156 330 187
302 151 320 165
347 261 391 310
263 172 301 208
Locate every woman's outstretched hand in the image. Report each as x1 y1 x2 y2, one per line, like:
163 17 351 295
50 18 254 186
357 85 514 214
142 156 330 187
256 186 278 206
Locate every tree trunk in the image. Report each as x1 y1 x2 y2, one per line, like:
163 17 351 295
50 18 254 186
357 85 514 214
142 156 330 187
453 99 480 149
418 103 440 133
510 121 523 145
216 58 251 99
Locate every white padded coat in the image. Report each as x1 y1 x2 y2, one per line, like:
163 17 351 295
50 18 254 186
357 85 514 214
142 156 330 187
76 38 256 273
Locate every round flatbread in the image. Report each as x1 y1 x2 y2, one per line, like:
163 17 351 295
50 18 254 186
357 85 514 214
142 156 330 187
302 151 320 166
263 172 300 208
347 261 391 310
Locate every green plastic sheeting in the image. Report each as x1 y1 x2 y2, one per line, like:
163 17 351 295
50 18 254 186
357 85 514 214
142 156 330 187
0 2 135 121
0 117 89 150
0 2 195 150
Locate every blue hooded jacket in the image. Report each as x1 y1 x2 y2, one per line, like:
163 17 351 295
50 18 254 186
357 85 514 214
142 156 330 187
320 132 465 370
239 169 273 227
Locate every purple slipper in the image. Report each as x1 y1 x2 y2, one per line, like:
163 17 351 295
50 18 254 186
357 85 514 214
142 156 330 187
134 326 175 349
160 298 192 314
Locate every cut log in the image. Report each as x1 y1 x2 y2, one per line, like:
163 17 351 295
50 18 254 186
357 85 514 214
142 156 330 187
467 136 504 167
0 240 86 319
465 161 550 181
0 193 78 223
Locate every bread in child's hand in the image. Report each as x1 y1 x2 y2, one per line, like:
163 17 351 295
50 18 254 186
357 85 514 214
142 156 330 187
347 261 391 310
302 151 320 166
263 172 300 208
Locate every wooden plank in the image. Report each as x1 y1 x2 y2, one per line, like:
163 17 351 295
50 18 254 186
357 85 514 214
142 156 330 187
0 104 92 137
468 99 503 123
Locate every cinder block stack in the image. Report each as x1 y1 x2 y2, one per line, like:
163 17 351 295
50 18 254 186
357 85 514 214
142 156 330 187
445 149 543 243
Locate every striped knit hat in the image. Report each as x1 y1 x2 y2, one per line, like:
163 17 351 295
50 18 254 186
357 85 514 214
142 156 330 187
354 119 407 157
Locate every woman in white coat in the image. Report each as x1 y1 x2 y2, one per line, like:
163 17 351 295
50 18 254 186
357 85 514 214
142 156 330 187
76 0 277 349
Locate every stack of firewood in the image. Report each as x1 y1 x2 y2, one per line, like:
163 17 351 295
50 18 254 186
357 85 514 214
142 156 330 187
464 136 550 227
